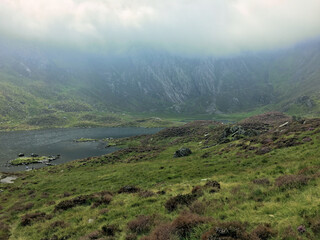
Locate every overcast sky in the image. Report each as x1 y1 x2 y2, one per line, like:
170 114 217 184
1 0 320 55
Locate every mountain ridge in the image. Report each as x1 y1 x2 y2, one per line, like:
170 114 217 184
0 39 319 129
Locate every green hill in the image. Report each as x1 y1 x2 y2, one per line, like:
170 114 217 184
1 113 319 239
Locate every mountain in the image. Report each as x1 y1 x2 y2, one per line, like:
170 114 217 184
0 39 319 129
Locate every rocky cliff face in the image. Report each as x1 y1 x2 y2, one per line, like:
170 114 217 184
0 39 319 117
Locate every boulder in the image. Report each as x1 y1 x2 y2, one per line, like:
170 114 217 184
174 148 192 158
18 153 24 157
220 125 258 143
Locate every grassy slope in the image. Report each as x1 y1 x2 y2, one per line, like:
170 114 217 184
0 114 319 240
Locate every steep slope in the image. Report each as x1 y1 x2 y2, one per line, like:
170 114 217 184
0 39 320 129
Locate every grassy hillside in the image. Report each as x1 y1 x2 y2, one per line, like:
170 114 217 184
0 72 178 131
1 112 319 239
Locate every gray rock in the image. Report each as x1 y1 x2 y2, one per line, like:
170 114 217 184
296 96 315 108
174 148 192 158
220 125 259 143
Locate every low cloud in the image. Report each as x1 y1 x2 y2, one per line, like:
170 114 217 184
0 0 320 55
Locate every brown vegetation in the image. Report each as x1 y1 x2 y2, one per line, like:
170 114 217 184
0 222 10 240
21 212 49 226
141 223 174 240
165 193 198 212
127 215 154 234
54 191 112 211
201 221 250 240
189 200 206 215
275 174 309 189
138 190 155 198
252 178 270 185
250 224 276 240
171 212 208 238
118 186 141 194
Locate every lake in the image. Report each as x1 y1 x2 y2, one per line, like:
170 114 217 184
0 127 162 172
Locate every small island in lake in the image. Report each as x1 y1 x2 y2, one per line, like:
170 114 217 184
11 155 59 165
74 138 98 142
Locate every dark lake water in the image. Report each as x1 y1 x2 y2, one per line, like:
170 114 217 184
0 127 161 172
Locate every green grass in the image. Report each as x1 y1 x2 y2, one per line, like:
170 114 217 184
1 117 320 239
11 156 48 165
74 138 97 143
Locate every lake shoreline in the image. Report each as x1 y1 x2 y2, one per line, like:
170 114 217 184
0 127 162 172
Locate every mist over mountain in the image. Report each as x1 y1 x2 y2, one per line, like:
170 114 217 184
1 0 320 56
0 38 319 126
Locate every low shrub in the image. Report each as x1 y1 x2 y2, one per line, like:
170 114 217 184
201 221 249 240
50 220 68 229
21 212 49 226
63 192 71 197
250 224 276 240
90 191 113 208
55 192 112 211
141 223 174 240
275 137 301 148
126 233 137 240
101 224 119 236
205 181 221 188
127 215 154 234
139 190 155 198
165 193 198 212
189 200 206 215
205 180 221 193
191 186 204 196
0 222 10 240
79 230 101 240
99 208 109 215
54 195 88 211
252 178 270 185
256 147 271 155
275 174 309 189
118 186 141 194
9 202 34 212
171 212 208 238
311 220 320 234
281 226 301 240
